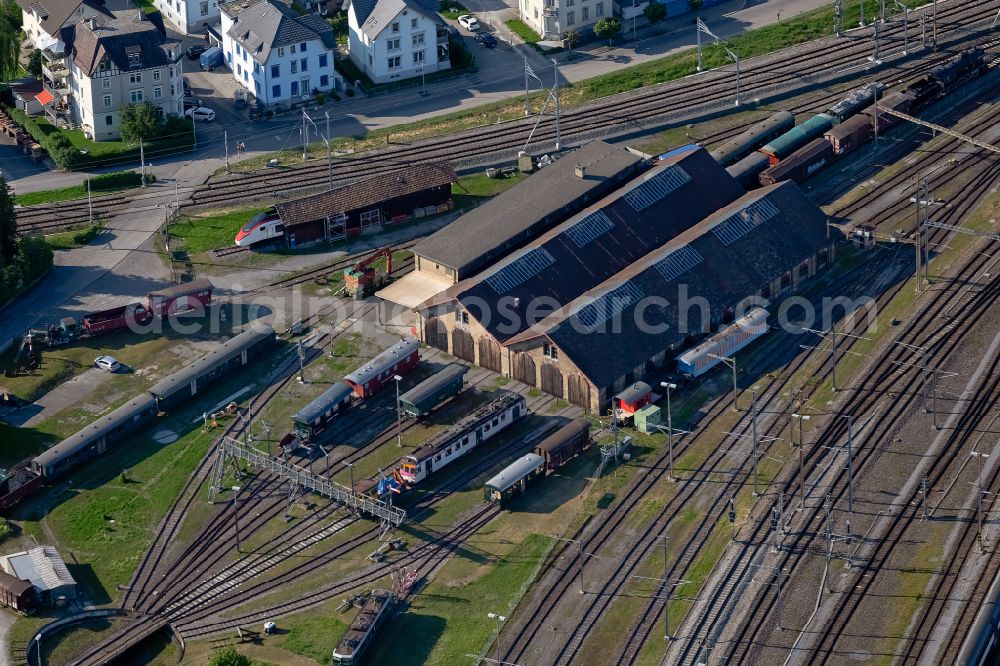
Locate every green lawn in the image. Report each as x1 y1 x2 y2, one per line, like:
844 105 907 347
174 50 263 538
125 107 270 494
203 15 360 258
168 205 269 253
440 0 466 20
15 171 146 206
452 171 527 209
44 223 104 250
276 613 350 662
506 19 540 43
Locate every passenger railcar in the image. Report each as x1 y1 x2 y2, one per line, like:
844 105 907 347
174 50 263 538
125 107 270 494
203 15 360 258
759 138 833 186
32 394 159 479
759 113 834 165
398 363 468 417
343 338 420 399
484 454 546 504
725 152 770 190
709 111 795 167
399 392 526 484
148 324 276 411
292 381 355 439
146 279 213 318
535 420 591 471
234 211 283 247
332 589 397 664
676 308 769 377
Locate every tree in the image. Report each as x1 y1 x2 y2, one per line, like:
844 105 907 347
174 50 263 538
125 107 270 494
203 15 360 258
644 0 667 26
0 175 15 270
119 101 161 144
27 49 42 79
208 647 251 666
688 0 704 11
562 28 581 57
0 3 21 81
592 16 622 47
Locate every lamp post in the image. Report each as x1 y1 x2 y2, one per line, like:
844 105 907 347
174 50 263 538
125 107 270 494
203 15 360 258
971 451 989 552
551 535 589 594
232 484 243 553
343 461 355 497
394 374 403 447
708 353 738 410
660 382 677 480
487 612 506 664
791 413 810 510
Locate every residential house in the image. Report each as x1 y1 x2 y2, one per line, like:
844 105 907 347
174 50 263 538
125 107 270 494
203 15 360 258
17 0 130 51
345 0 449 85
153 0 220 36
54 10 184 141
519 0 612 40
221 0 341 107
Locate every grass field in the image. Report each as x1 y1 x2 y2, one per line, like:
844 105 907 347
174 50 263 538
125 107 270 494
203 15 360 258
14 172 146 206
506 19 541 43
168 205 270 254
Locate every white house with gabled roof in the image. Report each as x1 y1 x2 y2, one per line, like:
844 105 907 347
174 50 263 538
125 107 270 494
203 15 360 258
345 0 450 85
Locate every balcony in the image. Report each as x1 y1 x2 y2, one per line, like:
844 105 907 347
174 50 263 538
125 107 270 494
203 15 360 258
543 5 558 16
436 25 449 44
41 59 68 83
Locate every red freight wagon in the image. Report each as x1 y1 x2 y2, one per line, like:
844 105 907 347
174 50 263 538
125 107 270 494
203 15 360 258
343 338 420 399
146 278 213 318
614 381 653 416
82 302 153 335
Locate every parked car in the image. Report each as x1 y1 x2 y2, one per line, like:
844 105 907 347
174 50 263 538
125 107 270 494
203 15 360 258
186 45 207 60
182 96 203 110
458 14 480 30
183 79 192 94
185 107 216 122
476 32 497 47
94 355 121 373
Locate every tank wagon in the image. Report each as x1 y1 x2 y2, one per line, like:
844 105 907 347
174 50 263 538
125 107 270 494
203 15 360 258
343 338 420 399
332 589 397 664
709 111 795 167
26 325 276 483
399 391 526 484
676 308 769 377
398 363 468 417
292 382 355 439
535 420 591 471
484 454 546 504
759 114 834 165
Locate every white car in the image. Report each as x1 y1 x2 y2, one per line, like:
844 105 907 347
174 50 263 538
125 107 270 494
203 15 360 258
94 355 121 373
458 14 480 31
185 107 216 122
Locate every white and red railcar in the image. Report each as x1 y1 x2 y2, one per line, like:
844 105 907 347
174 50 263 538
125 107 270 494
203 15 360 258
343 338 420 399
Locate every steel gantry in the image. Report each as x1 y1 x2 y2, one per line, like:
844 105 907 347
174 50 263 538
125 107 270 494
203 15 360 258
210 437 407 526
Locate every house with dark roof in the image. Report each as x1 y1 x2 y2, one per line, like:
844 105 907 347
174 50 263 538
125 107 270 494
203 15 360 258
221 0 341 106
17 0 130 51
410 144 840 412
345 0 448 84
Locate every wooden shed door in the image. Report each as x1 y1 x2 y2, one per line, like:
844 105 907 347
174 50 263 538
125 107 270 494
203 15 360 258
478 336 502 373
451 328 475 363
424 317 448 352
568 374 591 409
512 352 536 386
540 363 563 398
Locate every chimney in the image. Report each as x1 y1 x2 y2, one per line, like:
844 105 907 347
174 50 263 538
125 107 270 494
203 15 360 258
574 163 585 178
86 17 97 29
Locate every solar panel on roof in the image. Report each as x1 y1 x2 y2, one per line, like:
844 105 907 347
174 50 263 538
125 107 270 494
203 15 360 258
564 210 614 248
576 281 645 329
711 197 780 246
484 247 555 293
654 246 704 282
623 166 691 211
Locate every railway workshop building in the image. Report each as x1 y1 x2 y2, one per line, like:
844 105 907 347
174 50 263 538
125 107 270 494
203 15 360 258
0 545 77 605
405 142 839 412
377 141 646 313
274 162 455 247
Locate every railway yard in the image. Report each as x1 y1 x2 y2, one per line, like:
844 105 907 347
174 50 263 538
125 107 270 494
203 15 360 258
4 1 1000 665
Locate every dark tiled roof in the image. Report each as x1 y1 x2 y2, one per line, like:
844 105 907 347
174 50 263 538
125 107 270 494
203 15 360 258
16 0 126 39
64 9 171 77
420 146 745 343
413 141 646 278
349 0 441 38
275 163 455 227
222 0 335 64
516 181 837 390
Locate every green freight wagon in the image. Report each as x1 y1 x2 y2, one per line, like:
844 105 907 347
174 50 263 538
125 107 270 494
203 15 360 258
399 363 468 417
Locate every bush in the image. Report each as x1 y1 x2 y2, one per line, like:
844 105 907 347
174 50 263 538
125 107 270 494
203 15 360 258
0 519 13 543
208 646 251 666
346 88 355 97
315 90 326 105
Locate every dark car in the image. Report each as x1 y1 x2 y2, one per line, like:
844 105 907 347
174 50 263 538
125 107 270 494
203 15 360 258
476 32 497 48
182 96 203 110
186 45 207 60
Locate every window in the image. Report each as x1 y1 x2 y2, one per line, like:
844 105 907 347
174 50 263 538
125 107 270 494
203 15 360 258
566 0 573 5
236 44 241 56
170 84 175 95
277 46 284 56
412 32 424 46
391 21 399 32
103 94 112 109
290 81 299 96
243 71 248 82
386 37 400 50
566 10 574 24
533 6 537 17
300 58 307 71
153 86 162 99
129 72 142 84
320 74 329 87
299 42 306 52
290 44 296 54
128 52 140 65
105 114 113 125
319 53 328 67
300 77 309 94
360 209 380 227
271 63 279 77
543 342 558 359
290 60 297 74
596 1 604 15
255 80 261 93
152 70 161 81
581 6 588 20
413 50 425 63
237 64 242 76
387 55 400 69
130 89 144 103
411 17 417 27
272 83 281 97
199 0 208 14
102 78 111 89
